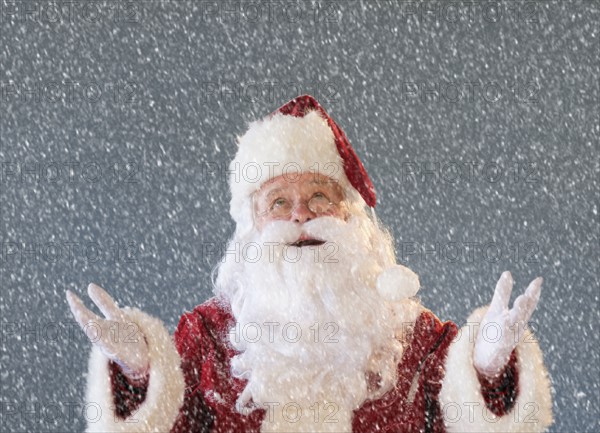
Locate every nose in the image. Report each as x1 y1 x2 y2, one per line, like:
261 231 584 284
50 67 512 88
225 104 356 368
290 201 316 224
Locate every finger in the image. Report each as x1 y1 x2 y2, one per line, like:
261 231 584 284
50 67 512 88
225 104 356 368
66 290 104 330
518 277 543 322
489 271 513 313
87 283 126 322
509 293 531 324
509 278 542 326
525 277 543 306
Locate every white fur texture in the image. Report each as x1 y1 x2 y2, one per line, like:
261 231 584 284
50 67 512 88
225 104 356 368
229 110 358 233
440 306 553 433
376 264 420 301
214 210 406 432
85 308 185 433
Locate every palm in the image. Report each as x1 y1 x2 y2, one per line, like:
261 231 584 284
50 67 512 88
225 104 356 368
66 283 149 379
473 271 542 377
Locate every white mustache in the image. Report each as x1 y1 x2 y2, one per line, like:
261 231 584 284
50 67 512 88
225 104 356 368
258 216 351 245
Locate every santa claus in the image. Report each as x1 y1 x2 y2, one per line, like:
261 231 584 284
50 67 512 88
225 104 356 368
67 95 553 432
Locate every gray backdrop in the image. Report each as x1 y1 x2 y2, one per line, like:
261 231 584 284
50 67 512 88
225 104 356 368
1 1 598 432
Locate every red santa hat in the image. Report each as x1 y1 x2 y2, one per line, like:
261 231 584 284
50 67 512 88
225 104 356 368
229 94 376 230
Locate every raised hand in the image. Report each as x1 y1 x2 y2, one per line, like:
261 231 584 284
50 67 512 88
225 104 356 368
66 283 150 381
473 271 542 378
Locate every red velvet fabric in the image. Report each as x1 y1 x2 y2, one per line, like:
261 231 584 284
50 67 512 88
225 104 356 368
109 298 519 432
476 349 519 417
108 360 149 419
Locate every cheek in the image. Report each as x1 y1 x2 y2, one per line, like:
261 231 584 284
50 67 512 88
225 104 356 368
338 205 351 221
255 214 284 231
325 207 349 221
255 215 267 231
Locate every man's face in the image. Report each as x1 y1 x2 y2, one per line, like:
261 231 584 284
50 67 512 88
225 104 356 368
253 172 349 232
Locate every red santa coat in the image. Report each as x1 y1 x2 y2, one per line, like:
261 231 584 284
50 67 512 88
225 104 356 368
84 298 553 433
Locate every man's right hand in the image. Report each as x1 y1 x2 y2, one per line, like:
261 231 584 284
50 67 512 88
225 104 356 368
66 284 150 382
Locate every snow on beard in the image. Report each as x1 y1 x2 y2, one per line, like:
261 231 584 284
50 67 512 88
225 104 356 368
220 215 403 432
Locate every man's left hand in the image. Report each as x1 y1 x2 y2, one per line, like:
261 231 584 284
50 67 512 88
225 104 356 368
473 271 542 378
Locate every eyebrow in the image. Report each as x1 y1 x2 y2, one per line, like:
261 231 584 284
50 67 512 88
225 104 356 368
264 187 285 199
261 178 340 199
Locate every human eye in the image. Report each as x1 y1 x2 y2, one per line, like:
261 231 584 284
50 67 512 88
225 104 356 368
270 197 288 209
312 191 329 201
308 191 333 214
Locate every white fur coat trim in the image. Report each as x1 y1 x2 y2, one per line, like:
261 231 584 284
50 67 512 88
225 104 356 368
439 306 553 433
84 307 185 433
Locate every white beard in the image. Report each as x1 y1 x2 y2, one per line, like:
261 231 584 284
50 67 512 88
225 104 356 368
214 213 405 432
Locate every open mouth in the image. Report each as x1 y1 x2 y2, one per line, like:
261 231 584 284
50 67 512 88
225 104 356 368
289 238 326 248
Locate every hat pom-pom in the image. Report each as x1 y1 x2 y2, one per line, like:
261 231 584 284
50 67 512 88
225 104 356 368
376 265 420 301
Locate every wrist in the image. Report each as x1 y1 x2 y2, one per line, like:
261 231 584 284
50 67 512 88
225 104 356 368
474 362 502 379
118 361 150 385
476 349 520 416
473 349 512 380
